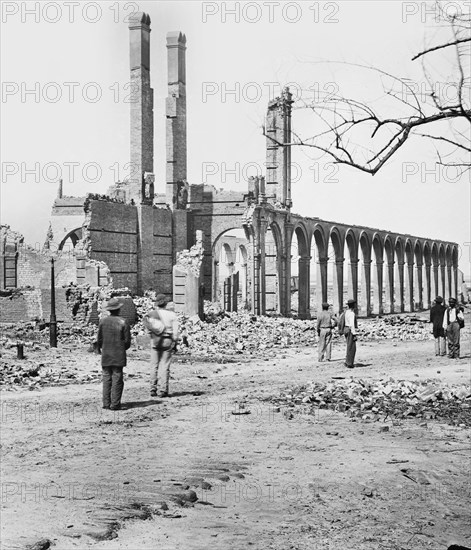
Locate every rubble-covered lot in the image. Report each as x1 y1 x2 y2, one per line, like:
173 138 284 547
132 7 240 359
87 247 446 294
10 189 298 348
0 310 470 549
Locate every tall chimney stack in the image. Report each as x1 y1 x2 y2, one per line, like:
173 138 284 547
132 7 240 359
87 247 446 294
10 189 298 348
166 31 187 209
128 12 154 203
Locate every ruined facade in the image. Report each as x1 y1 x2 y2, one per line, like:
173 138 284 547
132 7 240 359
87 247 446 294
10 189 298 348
1 12 460 321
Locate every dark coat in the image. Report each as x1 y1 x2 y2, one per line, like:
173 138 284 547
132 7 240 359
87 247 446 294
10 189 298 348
430 304 446 338
97 315 131 367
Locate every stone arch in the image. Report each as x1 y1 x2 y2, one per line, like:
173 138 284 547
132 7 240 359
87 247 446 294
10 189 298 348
445 244 453 299
291 223 310 318
310 224 328 313
394 236 405 312
413 240 424 310
423 241 432 308
235 243 249 309
58 228 83 251
404 239 414 311
371 233 384 314
263 221 283 314
345 229 360 312
328 226 345 313
383 235 395 313
438 244 447 299
212 228 250 307
358 231 373 315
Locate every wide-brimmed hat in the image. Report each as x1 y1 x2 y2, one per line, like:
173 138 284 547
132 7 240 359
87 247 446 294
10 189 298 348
449 297 457 304
347 299 356 307
322 302 330 309
105 297 123 311
435 296 443 304
155 294 168 307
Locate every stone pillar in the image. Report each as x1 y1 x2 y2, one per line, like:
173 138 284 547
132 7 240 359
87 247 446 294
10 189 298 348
251 235 261 316
361 260 372 316
404 262 414 312
446 265 453 298
432 265 439 298
385 261 394 313
298 256 310 319
128 12 153 204
166 31 187 209
394 262 405 313
424 263 431 309
439 264 447 300
213 260 219 302
415 263 423 310
259 220 267 315
348 259 359 311
333 259 344 314
316 257 328 313
452 265 458 299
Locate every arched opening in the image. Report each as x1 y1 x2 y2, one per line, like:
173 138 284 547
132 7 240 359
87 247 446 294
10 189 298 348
394 238 405 312
290 225 310 318
371 234 383 315
413 241 423 310
264 223 282 315
384 236 395 313
439 244 446 299
431 243 439 299
359 232 372 316
59 228 83 251
212 228 251 311
423 242 432 309
345 230 360 313
310 225 327 316
404 239 414 312
327 227 344 314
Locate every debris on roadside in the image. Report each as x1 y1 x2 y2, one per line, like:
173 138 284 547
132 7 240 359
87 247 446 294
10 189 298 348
265 378 471 427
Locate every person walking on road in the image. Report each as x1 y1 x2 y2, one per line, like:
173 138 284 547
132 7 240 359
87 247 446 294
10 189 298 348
144 294 179 398
443 297 465 359
343 299 358 368
97 297 131 411
430 296 446 356
316 302 336 362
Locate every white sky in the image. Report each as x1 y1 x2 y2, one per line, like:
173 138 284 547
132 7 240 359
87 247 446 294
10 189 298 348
1 0 470 275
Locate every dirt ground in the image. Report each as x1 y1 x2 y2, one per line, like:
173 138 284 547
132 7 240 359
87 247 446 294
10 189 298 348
1 328 470 550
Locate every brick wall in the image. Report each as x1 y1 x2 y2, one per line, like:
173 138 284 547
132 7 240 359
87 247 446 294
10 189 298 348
87 200 138 291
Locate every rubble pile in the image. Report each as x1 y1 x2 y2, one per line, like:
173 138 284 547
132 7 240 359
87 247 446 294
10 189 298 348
267 378 471 426
358 315 433 341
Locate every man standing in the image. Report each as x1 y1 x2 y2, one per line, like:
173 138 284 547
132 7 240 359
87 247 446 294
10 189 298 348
430 296 446 356
145 294 179 398
443 297 465 359
97 297 131 411
344 299 358 368
316 302 336 362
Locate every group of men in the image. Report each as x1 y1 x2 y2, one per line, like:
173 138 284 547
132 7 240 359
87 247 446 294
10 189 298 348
430 296 464 359
316 299 358 368
96 294 178 410
317 295 465 368
96 292 464 410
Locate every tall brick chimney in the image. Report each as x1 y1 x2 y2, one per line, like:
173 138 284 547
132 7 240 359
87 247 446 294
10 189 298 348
128 12 154 204
166 31 187 209
265 87 293 208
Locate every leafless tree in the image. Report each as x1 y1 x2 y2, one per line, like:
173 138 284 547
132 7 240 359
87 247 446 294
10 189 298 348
269 3 470 175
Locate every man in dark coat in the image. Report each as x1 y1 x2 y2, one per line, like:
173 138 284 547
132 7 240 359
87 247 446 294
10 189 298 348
97 297 131 410
429 296 446 356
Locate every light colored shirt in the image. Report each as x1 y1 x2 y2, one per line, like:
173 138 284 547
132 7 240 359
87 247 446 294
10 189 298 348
345 309 357 335
443 307 464 329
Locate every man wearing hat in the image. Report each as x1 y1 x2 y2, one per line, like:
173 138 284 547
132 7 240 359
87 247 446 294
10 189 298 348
442 297 465 359
97 297 131 410
344 299 358 368
316 302 336 362
429 296 446 356
145 294 179 398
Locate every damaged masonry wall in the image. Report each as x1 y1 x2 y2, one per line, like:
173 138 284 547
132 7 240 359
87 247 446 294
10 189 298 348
0 224 111 323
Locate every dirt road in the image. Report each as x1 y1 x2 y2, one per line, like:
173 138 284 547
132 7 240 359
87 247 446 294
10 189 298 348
1 336 470 550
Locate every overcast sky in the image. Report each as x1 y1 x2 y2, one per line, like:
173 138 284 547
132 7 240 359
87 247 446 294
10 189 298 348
1 1 470 275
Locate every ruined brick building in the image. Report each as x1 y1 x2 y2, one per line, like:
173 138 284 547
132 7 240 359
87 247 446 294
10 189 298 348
1 12 461 322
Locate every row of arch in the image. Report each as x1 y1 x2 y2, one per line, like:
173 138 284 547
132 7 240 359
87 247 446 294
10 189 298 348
212 214 459 317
